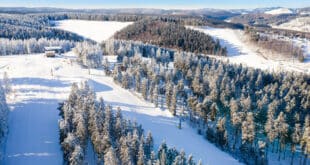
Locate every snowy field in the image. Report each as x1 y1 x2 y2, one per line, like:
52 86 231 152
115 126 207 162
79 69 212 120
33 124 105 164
55 20 133 42
0 53 241 164
188 26 310 74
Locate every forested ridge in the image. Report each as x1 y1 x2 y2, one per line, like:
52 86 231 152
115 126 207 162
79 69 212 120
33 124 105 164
59 82 198 165
104 39 310 164
0 14 84 41
114 19 228 56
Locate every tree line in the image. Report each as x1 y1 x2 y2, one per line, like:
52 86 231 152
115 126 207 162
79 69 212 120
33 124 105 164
59 82 198 165
106 39 310 164
0 38 74 56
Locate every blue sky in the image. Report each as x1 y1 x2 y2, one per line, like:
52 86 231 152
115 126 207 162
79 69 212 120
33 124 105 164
1 0 309 9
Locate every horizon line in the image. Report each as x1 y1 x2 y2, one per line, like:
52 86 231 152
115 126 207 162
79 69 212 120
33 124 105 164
0 5 301 11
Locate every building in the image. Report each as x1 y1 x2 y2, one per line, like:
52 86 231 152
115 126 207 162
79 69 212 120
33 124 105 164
44 46 62 57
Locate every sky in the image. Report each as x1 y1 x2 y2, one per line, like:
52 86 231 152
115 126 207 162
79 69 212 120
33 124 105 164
0 0 309 9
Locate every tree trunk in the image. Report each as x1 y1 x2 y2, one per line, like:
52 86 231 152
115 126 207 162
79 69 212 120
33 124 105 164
290 152 295 165
303 154 308 165
283 147 286 160
233 128 238 151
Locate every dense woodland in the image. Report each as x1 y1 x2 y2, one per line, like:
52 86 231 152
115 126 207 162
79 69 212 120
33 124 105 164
0 8 309 164
59 82 198 165
0 72 10 161
114 19 228 56
0 14 84 41
104 39 310 164
0 38 74 56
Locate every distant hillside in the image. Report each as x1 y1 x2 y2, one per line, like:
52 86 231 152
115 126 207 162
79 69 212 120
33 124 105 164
265 8 293 15
274 16 310 33
229 13 297 26
114 19 228 56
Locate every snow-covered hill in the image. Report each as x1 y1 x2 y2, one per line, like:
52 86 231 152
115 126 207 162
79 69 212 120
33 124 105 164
1 20 243 165
0 52 241 164
55 20 133 43
265 8 293 15
187 26 310 74
273 16 310 33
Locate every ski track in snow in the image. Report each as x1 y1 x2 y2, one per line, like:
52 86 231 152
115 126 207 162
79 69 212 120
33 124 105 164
188 26 310 74
0 52 241 164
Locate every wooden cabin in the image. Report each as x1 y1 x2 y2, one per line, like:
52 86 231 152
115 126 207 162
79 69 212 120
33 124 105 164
44 46 62 57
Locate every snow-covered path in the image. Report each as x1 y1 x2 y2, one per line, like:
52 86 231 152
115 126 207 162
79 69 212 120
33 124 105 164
0 53 241 164
188 26 310 74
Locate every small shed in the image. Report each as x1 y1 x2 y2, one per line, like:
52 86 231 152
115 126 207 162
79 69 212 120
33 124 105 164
44 46 62 57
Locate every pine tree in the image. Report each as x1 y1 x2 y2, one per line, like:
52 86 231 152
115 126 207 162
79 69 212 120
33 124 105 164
122 72 130 89
301 116 310 165
242 112 255 145
291 123 301 164
104 147 118 165
145 132 154 160
160 150 167 165
187 154 195 165
135 71 141 92
103 58 111 75
120 137 133 165
158 141 168 165
69 145 84 165
2 72 12 94
230 99 243 149
275 112 288 158
115 107 123 140
265 103 277 152
137 142 145 165
216 117 227 147
141 79 148 100
165 82 173 109
153 85 159 107
170 86 178 116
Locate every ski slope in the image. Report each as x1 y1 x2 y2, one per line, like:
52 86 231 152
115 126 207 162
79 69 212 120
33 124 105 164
188 26 310 74
55 20 133 43
0 52 241 164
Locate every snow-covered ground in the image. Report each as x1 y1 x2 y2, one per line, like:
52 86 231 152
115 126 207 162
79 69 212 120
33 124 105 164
264 8 293 15
0 52 241 164
55 20 133 43
188 26 310 74
273 16 310 33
